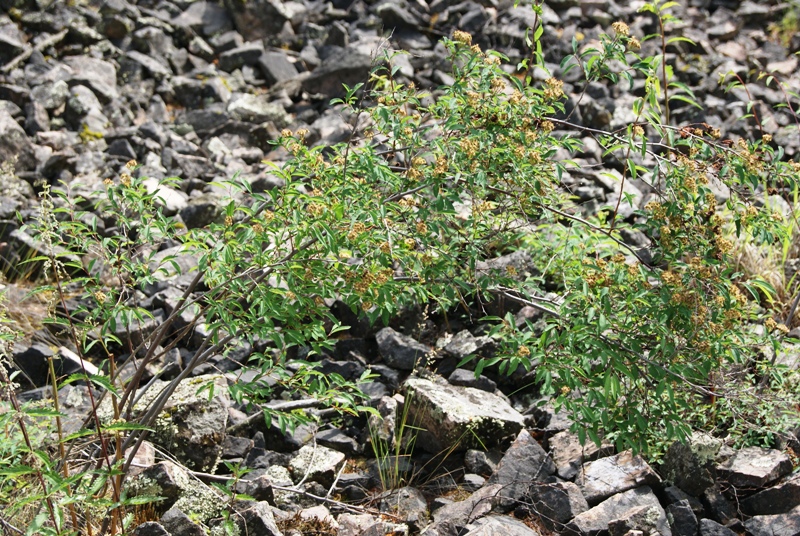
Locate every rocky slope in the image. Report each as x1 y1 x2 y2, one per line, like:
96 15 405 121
2 0 800 534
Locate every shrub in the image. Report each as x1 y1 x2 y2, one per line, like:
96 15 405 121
2 1 799 531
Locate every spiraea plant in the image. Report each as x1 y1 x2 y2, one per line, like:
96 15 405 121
1 0 799 532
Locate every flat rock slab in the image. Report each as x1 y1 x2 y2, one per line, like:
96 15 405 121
575 450 661 505
566 486 671 536
741 473 800 516
530 481 589 527
487 429 556 510
717 446 792 489
744 505 800 536
403 377 524 453
463 515 542 535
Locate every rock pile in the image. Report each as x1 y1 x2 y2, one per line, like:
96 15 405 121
2 0 800 534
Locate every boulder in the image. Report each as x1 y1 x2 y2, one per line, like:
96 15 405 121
575 450 661 505
403 376 525 453
744 505 800 536
376 327 431 370
487 429 556 510
741 472 800 516
716 446 793 489
566 486 671 536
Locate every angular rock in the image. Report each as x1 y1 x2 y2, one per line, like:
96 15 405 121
447 368 496 392
699 518 737 536
608 505 666 536
171 1 232 37
258 51 298 86
667 500 698 536
302 47 373 97
464 515 542 535
224 0 306 41
132 522 169 536
30 80 70 111
549 430 615 480
403 376 525 453
0 109 35 171
380 486 428 531
160 508 206 536
289 444 345 487
744 505 800 536
486 429 556 510
64 56 118 103
741 473 800 516
701 487 737 525
566 486 671 536
529 481 589 528
219 42 264 72
424 484 503 536
227 93 290 125
575 450 661 505
236 501 282 536
376 328 431 370
338 513 409 536
660 433 721 497
717 446 792 489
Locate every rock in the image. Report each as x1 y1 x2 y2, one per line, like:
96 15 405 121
448 368 496 392
424 484 503 536
132 522 169 536
125 375 230 472
549 430 615 481
30 80 70 111
716 446 793 489
259 51 298 86
224 0 306 42
64 56 118 103
288 444 345 487
698 518 737 536
529 481 589 528
442 330 494 361
566 486 671 536
486 429 556 510
379 486 429 530
180 194 225 229
339 513 409 536
463 515 542 535
301 47 373 97
701 487 737 525
219 42 264 73
660 433 721 496
227 93 290 125
171 1 232 37
608 505 666 536
125 51 172 80
741 473 800 516
160 508 206 536
575 450 661 505
464 449 503 476
744 505 800 536
0 109 35 171
236 501 282 536
403 376 525 453
666 500 698 536
376 327 431 370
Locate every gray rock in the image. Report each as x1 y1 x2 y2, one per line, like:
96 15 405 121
180 194 225 229
302 47 373 97
487 429 556 510
224 0 306 42
424 484 503 536
744 505 800 536
227 93 290 126
717 446 792 489
575 450 661 505
464 449 503 476
132 522 169 536
566 486 671 536
404 376 525 453
380 487 428 531
171 1 233 37
125 51 172 80
548 430 614 481
236 501 282 536
376 327 431 370
448 368 496 392
701 488 737 525
666 500 698 536
127 375 230 472
608 505 666 536
529 481 589 527
258 51 298 86
339 513 409 536
0 109 34 171
463 515 541 535
30 80 70 111
698 518 737 536
660 433 721 497
24 101 49 135
142 178 188 215
64 56 118 103
161 508 206 536
442 330 494 361
289 444 345 487
219 42 265 73
741 473 800 516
